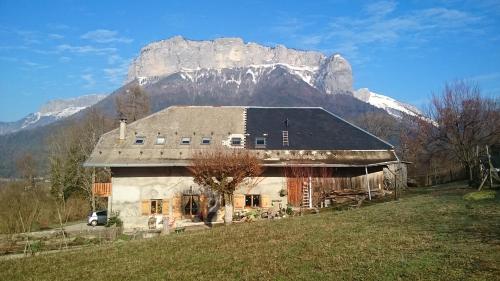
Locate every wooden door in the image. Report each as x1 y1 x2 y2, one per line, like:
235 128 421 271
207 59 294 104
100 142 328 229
287 178 303 207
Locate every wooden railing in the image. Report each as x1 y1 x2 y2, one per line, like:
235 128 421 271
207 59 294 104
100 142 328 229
92 182 111 197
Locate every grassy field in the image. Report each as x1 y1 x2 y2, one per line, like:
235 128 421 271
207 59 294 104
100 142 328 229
1 182 499 281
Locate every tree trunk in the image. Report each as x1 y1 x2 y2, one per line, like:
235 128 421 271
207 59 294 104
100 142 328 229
91 168 96 212
468 164 473 187
224 194 233 225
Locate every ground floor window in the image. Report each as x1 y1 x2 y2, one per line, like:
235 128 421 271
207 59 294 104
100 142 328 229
183 195 200 216
151 199 163 214
245 194 260 207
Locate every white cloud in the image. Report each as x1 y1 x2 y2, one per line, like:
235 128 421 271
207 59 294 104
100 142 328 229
46 23 70 30
57 44 117 55
271 2 485 63
467 72 500 82
18 60 50 71
81 29 133 44
59 56 71 63
104 56 131 85
81 73 96 88
363 0 397 17
48 33 64 40
107 54 122 65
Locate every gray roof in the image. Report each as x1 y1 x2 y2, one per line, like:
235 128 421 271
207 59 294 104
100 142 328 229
84 106 398 167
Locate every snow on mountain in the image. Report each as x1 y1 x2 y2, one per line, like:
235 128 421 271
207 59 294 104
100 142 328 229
353 88 422 118
153 63 317 88
0 94 106 135
128 36 353 95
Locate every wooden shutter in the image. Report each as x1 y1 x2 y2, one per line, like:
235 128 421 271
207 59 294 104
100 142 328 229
162 200 169 216
172 196 182 219
234 194 245 209
200 195 208 219
261 195 271 208
141 200 150 216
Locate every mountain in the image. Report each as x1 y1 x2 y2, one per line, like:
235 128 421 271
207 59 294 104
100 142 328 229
353 88 422 118
128 36 353 95
0 94 106 135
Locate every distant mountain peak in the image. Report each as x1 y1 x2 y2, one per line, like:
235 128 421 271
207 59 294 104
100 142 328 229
353 88 422 118
0 94 106 135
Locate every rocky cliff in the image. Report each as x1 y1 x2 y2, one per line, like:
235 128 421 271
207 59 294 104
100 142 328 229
127 36 353 95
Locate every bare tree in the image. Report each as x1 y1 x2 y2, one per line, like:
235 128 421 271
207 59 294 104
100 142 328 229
353 112 398 142
188 148 263 224
420 81 500 184
115 84 150 122
16 153 37 190
48 108 113 210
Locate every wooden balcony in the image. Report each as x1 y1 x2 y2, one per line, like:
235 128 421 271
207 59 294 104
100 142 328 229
93 182 111 197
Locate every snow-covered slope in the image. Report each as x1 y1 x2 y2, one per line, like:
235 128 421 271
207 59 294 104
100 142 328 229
0 94 106 135
354 88 421 118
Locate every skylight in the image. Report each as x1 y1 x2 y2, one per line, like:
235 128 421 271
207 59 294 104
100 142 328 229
134 136 145 145
156 136 166 145
201 137 211 145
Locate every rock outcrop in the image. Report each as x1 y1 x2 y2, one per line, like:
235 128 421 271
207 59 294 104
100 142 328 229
127 36 353 95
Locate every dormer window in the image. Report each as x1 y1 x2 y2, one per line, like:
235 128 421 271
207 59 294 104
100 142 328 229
255 137 266 148
231 137 242 146
156 136 166 145
180 137 191 145
201 137 211 145
134 136 145 145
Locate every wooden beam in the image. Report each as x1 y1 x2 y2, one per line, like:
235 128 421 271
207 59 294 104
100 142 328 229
365 166 372 200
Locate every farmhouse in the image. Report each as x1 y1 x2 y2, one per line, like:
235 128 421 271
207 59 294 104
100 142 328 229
85 106 406 229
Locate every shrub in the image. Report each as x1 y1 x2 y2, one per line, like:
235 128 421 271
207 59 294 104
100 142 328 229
106 211 123 227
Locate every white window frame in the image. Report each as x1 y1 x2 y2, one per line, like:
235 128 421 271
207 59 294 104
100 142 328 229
156 136 166 145
180 137 191 145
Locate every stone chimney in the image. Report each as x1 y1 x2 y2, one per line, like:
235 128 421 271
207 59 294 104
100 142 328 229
119 118 127 140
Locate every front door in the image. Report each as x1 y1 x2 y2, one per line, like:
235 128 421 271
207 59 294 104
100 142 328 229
183 195 200 218
287 178 303 207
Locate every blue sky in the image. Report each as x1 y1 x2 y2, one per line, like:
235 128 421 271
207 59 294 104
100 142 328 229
0 0 499 121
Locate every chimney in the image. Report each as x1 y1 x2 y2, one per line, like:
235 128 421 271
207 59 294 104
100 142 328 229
119 118 127 140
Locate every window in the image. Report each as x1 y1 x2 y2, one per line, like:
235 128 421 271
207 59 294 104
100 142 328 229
180 137 191 145
150 199 163 214
183 195 200 216
245 195 260 208
201 137 211 145
134 136 145 145
255 137 266 148
156 136 166 145
231 137 242 146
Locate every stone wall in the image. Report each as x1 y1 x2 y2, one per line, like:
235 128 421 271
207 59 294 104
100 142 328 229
110 167 286 229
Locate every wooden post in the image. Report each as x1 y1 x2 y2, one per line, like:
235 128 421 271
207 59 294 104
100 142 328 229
365 166 372 201
91 168 96 212
486 145 493 188
308 176 312 208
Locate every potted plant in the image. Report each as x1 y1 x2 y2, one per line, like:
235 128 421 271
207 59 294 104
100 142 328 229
279 188 288 197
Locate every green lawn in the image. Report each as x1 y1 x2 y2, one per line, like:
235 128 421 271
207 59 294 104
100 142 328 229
1 183 499 281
